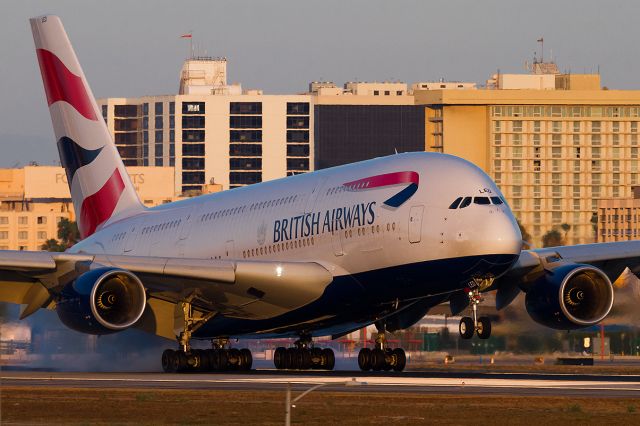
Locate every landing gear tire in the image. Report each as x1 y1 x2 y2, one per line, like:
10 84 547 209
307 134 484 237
392 348 406 372
459 316 474 339
477 316 492 339
274 347 286 369
162 349 176 373
358 348 372 371
371 348 385 371
173 350 188 372
322 348 335 370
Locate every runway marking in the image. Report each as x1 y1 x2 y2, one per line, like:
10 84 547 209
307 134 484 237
3 374 640 392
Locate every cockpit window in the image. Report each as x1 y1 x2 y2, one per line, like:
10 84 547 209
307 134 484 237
449 197 463 209
459 197 472 208
490 196 503 205
474 197 491 205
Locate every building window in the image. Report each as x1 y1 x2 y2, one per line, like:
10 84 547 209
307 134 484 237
170 130 175 143
169 102 175 115
373 90 379 96
230 102 262 115
396 91 403 95
230 144 262 157
155 102 163 115
286 103 310 115
37 216 47 225
286 117 309 129
0 217 8 225
182 130 205 142
18 216 28 225
18 231 28 240
142 103 149 116
287 158 309 171
230 116 262 129
169 115 175 128
286 130 309 143
512 121 522 132
287 144 309 157
230 158 262 170
37 231 47 240
229 172 261 185
591 121 601 132
155 116 163 129
182 143 205 156
182 116 205 128
0 231 7 239
231 130 262 142
182 158 205 170
155 130 163 143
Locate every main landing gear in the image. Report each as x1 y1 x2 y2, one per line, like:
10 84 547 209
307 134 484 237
161 300 253 373
273 334 335 370
458 287 491 340
358 325 406 372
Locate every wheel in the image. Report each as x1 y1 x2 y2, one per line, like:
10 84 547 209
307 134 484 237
162 349 176 373
173 350 188 372
274 347 286 369
300 349 312 370
310 347 323 369
322 348 335 370
208 349 220 371
371 348 385 371
239 348 253 370
218 349 229 371
285 348 298 369
358 348 372 371
382 349 393 371
228 348 241 370
477 316 492 339
193 349 209 371
392 348 406 372
459 317 474 339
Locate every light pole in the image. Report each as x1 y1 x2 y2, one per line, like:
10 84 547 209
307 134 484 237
284 379 361 425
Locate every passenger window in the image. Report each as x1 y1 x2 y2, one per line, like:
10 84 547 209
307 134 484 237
449 197 463 209
459 197 472 208
490 197 503 205
474 197 491 205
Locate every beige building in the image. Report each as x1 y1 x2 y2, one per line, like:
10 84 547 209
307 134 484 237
99 57 312 194
0 166 177 250
414 73 640 247
597 187 640 242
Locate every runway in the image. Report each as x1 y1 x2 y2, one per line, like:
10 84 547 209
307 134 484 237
3 370 640 397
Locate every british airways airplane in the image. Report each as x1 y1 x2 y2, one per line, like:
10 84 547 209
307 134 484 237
1 15 632 373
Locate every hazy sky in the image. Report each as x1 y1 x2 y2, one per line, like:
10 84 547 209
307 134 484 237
1 0 639 166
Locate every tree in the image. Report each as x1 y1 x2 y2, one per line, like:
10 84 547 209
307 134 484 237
560 223 571 241
542 228 564 248
41 218 80 252
517 219 532 249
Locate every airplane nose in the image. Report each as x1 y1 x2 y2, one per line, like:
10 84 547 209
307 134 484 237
476 209 523 256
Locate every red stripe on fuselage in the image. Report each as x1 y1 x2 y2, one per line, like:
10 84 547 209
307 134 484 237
35 49 97 121
79 169 125 238
343 171 419 190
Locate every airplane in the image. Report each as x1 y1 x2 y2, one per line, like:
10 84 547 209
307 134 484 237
0 14 632 373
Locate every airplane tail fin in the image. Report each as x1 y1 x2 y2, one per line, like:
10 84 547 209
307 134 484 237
30 15 144 239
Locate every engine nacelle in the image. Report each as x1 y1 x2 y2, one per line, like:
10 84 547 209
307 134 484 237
525 263 614 330
56 267 146 335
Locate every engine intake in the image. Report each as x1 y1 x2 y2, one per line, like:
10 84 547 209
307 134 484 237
525 263 614 330
57 267 146 334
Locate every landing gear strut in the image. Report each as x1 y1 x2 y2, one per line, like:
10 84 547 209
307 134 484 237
273 333 335 370
458 286 492 340
161 300 253 373
357 324 406 372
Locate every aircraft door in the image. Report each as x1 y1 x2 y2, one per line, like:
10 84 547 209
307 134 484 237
408 205 424 243
225 240 235 258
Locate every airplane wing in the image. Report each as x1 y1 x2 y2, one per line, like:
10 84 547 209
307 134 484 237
0 250 333 339
494 241 640 310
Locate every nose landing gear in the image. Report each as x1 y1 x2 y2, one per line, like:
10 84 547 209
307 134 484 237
357 324 406 372
458 287 492 340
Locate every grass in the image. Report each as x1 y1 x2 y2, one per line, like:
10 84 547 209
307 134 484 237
1 387 639 425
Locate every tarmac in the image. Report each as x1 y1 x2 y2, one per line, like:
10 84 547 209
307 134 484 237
3 369 640 397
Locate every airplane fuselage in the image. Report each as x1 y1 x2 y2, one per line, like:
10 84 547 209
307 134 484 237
71 152 522 338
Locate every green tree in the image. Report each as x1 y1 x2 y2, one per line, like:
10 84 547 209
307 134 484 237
560 223 571 240
542 228 564 248
41 218 80 252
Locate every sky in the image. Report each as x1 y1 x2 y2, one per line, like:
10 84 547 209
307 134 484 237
1 0 640 166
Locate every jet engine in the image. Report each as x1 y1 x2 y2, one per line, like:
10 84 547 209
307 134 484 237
56 267 147 334
525 263 614 330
